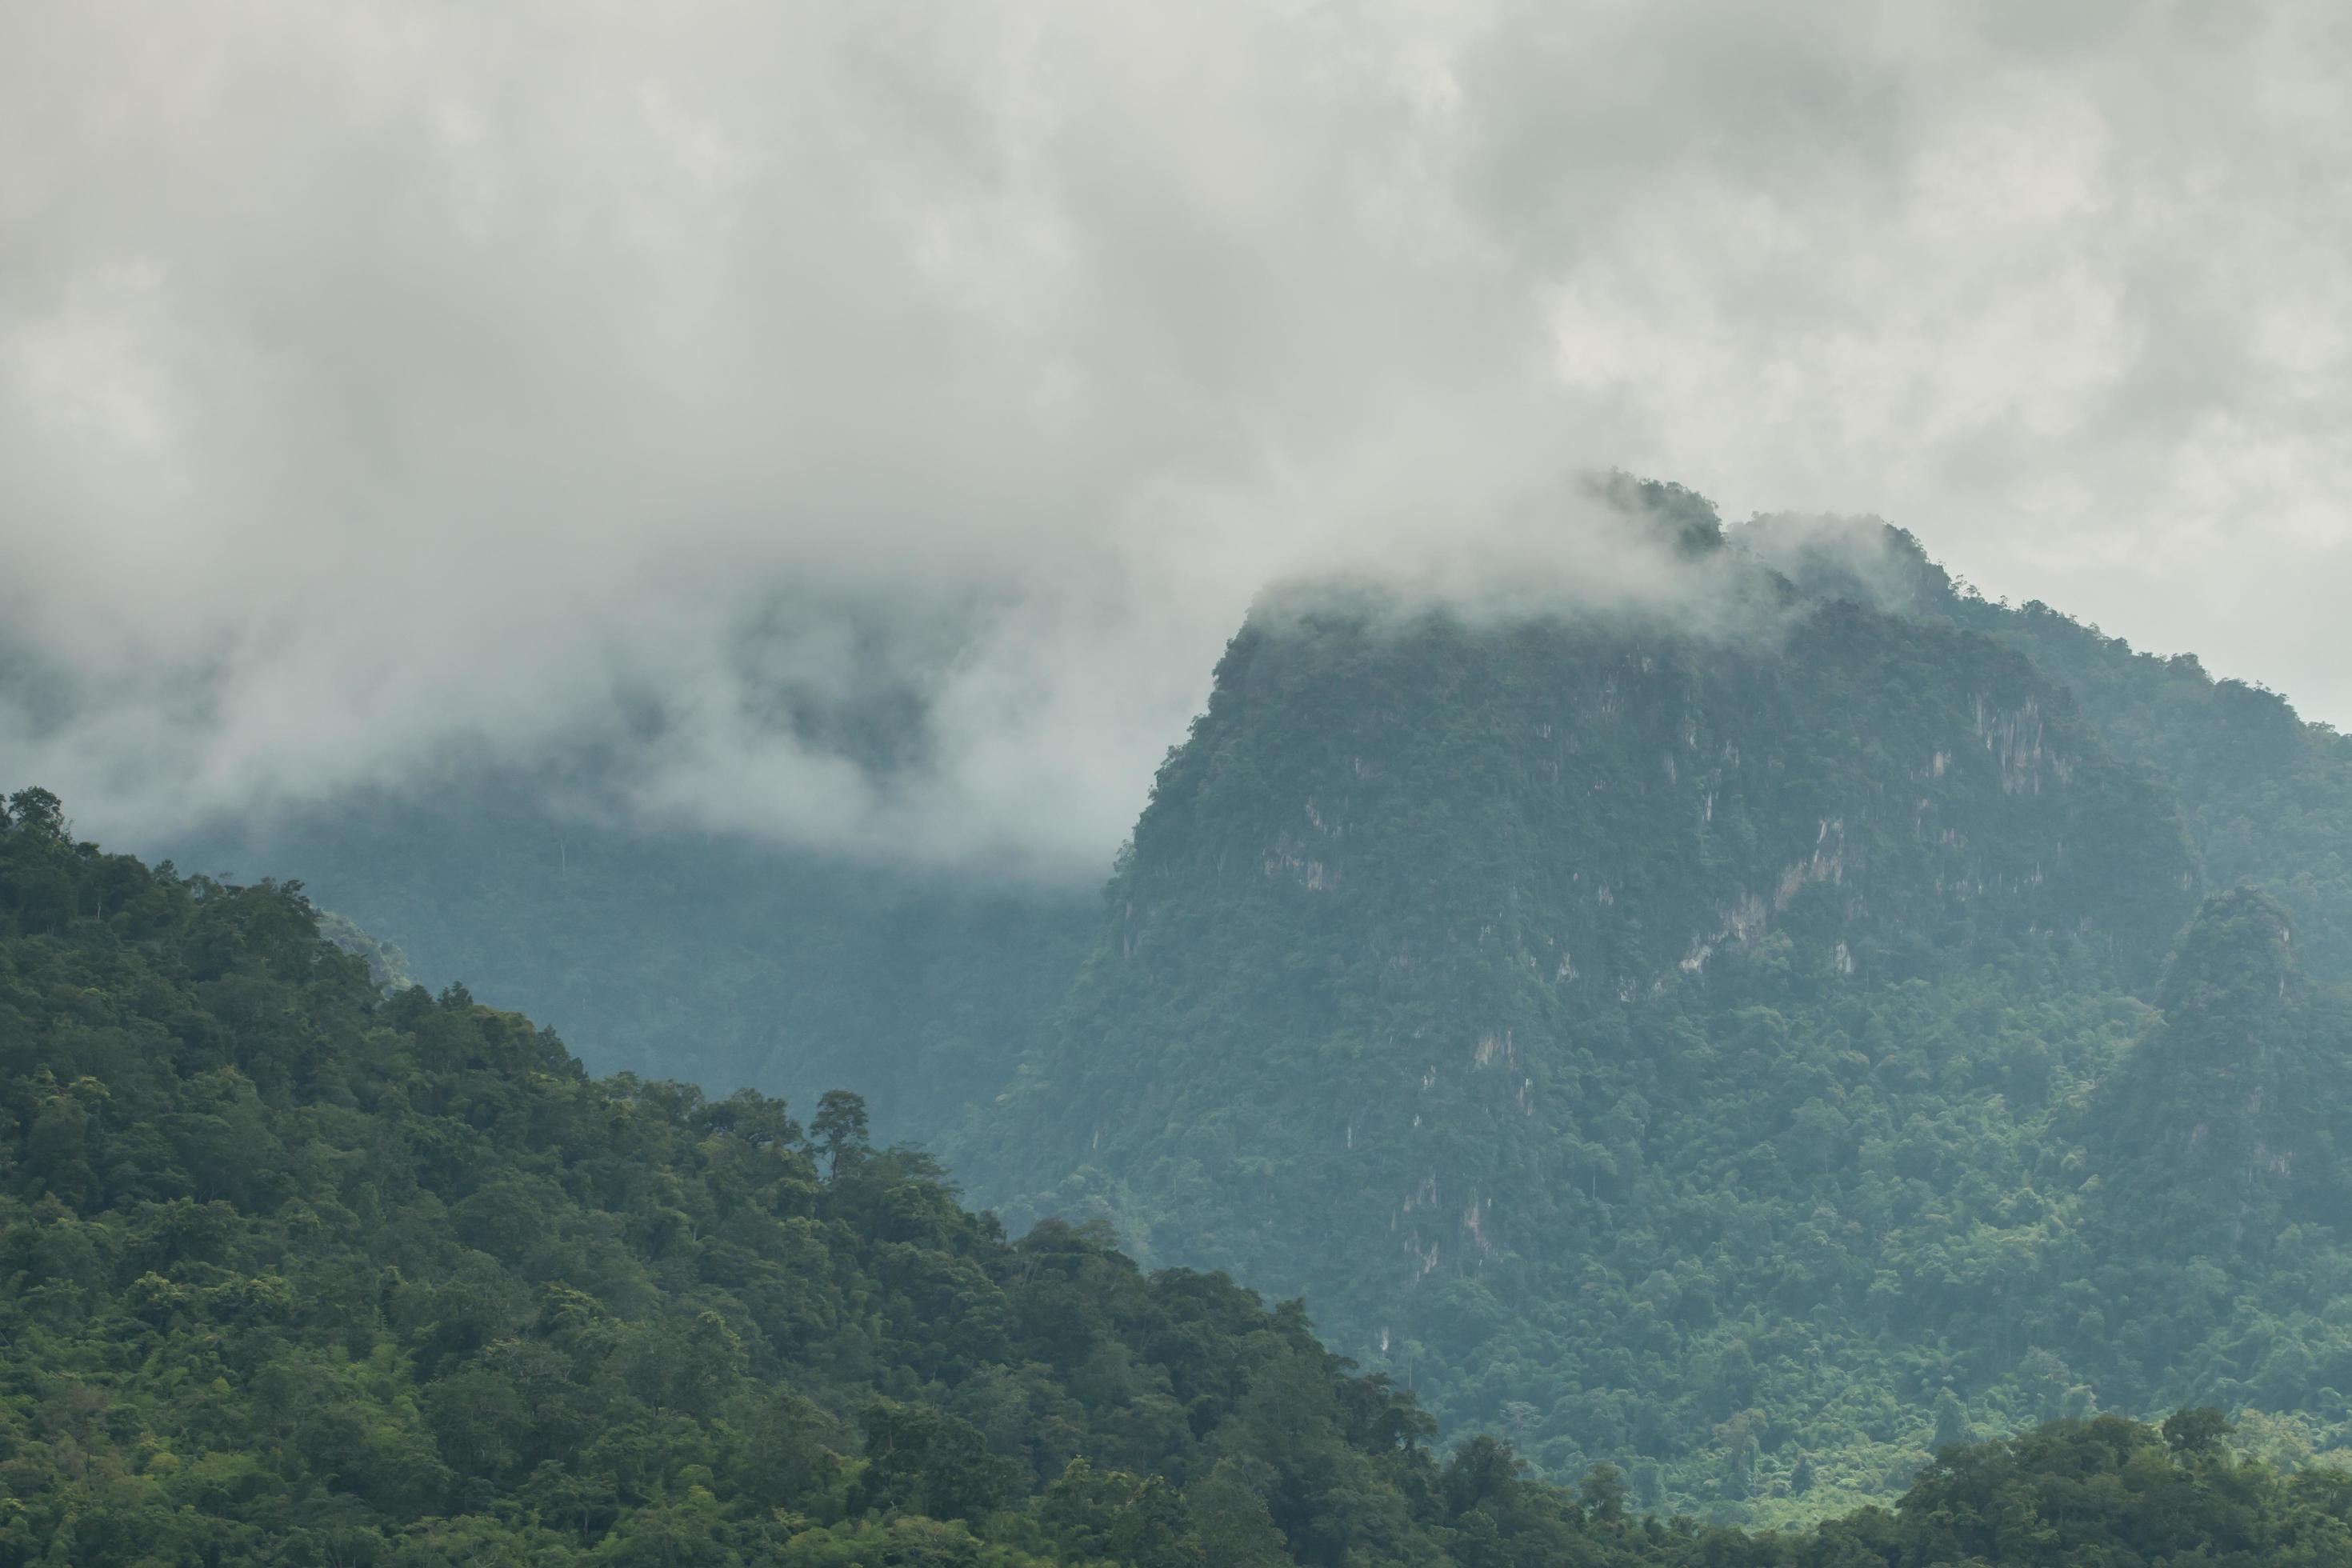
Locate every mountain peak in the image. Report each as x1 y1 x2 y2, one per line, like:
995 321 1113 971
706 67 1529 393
986 579 2201 1502
1739 514 1956 617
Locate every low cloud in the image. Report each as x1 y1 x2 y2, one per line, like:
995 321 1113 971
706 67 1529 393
5 1 2347 877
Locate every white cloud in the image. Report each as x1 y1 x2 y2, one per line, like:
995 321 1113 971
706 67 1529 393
4 0 2348 875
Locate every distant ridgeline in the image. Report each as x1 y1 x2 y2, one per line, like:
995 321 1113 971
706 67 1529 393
152 782 1094 1145
970 488 2352 1522
26 793 2352 1563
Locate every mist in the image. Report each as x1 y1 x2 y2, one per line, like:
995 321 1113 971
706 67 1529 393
6 0 2348 879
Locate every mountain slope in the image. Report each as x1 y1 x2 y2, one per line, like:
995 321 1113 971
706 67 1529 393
0 786 1594 1566
2055 888 2352 1426
972 510 2206 1517
17 794 2352 1564
1747 514 2352 980
2090 887 2342 1258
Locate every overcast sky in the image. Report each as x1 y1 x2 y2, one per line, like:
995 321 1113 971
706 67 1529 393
4 1 2348 878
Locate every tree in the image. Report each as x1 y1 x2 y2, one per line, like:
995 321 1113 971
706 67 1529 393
812 1088 870 1178
1578 1462 1629 1524
1932 1389 1970 1452
2164 1407 2233 1456
1042 1458 1204 1568
854 1400 1020 1522
6 786 63 838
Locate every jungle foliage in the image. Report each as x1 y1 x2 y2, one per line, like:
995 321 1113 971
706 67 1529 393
16 792 2352 1564
0 791 1519 1565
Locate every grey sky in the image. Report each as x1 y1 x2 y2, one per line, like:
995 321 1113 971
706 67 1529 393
3 1 2347 878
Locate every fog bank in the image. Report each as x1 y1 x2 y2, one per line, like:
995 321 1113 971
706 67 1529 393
6 1 2347 877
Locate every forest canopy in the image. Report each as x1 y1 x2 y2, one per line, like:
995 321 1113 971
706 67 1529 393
14 792 2352 1562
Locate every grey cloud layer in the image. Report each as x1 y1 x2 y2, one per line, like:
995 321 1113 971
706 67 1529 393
4 0 2346 876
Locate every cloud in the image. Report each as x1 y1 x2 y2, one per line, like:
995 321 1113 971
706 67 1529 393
3 0 2348 877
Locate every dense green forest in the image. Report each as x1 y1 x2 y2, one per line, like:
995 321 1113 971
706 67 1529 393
22 790 2352 1563
0 787 1534 1565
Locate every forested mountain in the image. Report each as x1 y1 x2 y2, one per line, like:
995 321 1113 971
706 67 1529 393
99 485 2352 1528
1962 615 2352 978
0 788 1545 1565
966 494 2352 1521
21 791 2352 1564
154 782 1092 1142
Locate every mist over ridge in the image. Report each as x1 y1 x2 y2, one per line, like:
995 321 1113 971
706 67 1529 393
9 0 2352 876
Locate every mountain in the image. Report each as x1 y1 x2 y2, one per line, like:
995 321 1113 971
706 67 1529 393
974 523 2190 1510
86 485 2352 1526
962 494 2352 1521
18 790 2352 1565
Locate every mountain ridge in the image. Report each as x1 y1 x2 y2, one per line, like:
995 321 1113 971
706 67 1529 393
946 500 2352 1518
